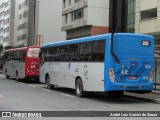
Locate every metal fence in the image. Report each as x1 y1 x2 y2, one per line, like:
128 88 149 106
154 57 160 90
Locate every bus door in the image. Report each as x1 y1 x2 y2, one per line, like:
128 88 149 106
110 34 154 86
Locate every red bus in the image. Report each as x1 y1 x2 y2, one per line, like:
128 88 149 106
3 46 40 82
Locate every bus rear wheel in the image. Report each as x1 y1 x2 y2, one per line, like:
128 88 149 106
46 75 54 90
75 78 85 98
16 72 21 82
6 75 9 79
5 70 9 79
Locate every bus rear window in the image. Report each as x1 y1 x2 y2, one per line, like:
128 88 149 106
114 37 153 56
27 48 40 58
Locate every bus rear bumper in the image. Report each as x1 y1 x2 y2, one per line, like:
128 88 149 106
25 73 39 80
104 82 154 93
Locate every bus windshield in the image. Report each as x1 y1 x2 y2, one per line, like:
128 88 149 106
27 48 40 58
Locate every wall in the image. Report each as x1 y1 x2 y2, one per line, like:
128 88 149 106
87 0 109 26
38 0 66 44
135 0 160 34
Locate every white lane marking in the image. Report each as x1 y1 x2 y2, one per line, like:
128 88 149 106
29 85 37 88
42 88 52 92
60 93 74 98
154 99 160 102
0 94 4 97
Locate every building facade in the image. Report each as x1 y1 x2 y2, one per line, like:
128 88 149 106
37 0 66 44
0 0 16 51
0 0 5 52
0 0 66 51
109 0 135 33
62 0 110 39
16 0 34 47
135 0 160 45
135 0 160 88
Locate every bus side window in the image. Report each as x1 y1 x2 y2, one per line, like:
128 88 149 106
19 51 26 62
42 53 45 62
92 40 105 62
44 49 49 62
80 43 92 61
69 44 79 62
60 46 69 62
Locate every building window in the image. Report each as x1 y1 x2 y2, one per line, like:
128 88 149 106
4 9 10 16
63 0 66 8
18 22 28 30
125 0 135 33
4 18 10 25
19 14 22 20
19 0 28 10
5 1 10 7
25 0 29 6
3 36 9 42
141 8 157 20
23 11 28 18
74 8 83 20
65 14 68 23
69 0 71 5
19 5 21 10
71 12 74 21
17 34 27 41
75 0 81 2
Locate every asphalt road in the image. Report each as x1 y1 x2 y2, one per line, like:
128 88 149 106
0 73 160 120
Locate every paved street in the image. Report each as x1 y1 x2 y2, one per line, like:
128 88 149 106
0 73 160 119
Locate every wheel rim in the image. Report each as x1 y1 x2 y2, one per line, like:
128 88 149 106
16 73 18 81
47 76 51 88
76 80 82 95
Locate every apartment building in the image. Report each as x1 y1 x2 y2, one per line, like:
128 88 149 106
0 0 15 51
135 0 160 88
17 0 66 46
0 0 4 51
0 0 66 51
37 0 66 44
135 0 160 45
109 0 135 33
16 0 33 47
62 0 110 39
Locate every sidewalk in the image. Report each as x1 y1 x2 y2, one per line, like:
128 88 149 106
124 90 160 103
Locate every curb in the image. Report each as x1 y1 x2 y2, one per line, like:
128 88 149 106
153 90 160 94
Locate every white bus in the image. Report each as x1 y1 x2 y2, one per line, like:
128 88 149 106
39 33 154 97
3 46 40 82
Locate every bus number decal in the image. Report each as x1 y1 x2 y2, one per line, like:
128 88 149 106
145 64 151 69
75 68 79 72
141 40 151 46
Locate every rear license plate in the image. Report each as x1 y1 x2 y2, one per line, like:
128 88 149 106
128 76 137 80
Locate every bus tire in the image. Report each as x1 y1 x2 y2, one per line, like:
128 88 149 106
16 72 21 82
5 70 9 79
46 75 54 90
6 75 9 79
75 78 85 98
107 91 124 98
35 78 39 83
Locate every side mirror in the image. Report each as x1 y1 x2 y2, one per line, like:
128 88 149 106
39 52 42 58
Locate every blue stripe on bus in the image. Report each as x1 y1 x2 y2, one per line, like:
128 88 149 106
41 33 153 48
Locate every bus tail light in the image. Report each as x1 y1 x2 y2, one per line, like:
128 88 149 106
149 69 154 82
109 68 115 82
26 66 33 73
